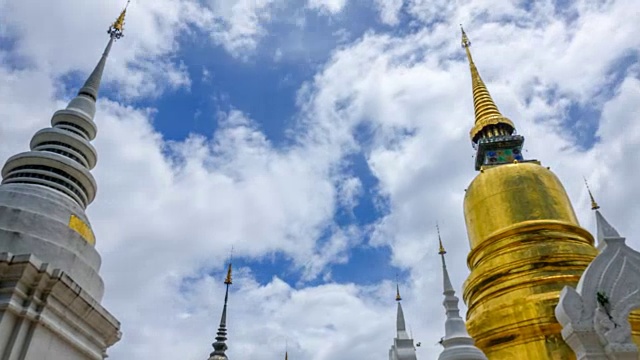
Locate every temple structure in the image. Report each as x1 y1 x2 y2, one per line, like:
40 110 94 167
436 227 486 360
208 263 233 360
4 7 640 360
0 4 128 360
388 284 418 360
459 26 639 358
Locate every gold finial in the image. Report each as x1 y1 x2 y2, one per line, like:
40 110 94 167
460 26 515 143
584 178 600 210
461 24 471 48
108 0 130 39
437 222 446 255
395 275 402 302
224 262 233 285
224 246 234 285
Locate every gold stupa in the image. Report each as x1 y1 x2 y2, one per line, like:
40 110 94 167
457 26 637 358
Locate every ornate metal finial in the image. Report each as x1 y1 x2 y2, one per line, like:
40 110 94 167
224 263 233 285
461 24 471 48
225 247 233 285
437 222 446 255
395 274 402 302
108 0 130 40
584 178 600 210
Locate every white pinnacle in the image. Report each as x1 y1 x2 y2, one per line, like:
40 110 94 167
437 227 487 360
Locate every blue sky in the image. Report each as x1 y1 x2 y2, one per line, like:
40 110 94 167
1 0 640 359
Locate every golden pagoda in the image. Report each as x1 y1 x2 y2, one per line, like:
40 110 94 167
459 26 610 358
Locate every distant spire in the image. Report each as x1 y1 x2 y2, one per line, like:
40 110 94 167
437 222 446 255
584 178 600 210
79 0 129 100
395 275 402 302
461 25 516 144
396 301 409 339
208 263 233 360
285 351 288 360
460 26 525 170
389 278 417 359
1 3 130 212
437 227 487 360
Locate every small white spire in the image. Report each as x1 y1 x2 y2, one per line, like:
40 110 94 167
437 227 487 360
389 281 417 360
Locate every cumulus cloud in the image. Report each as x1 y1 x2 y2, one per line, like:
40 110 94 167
307 0 349 15
1 0 640 360
374 0 404 26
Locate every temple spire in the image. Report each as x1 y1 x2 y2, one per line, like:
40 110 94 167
583 179 622 246
1 3 130 212
584 178 600 210
461 25 515 143
436 224 454 293
79 1 129 100
460 26 526 170
395 285 409 339
208 263 233 360
437 227 487 360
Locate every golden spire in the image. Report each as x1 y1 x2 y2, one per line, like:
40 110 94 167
224 262 233 285
461 25 515 143
437 223 446 255
584 178 600 210
108 0 130 40
395 275 402 301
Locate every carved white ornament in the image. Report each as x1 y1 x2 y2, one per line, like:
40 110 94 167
556 211 640 360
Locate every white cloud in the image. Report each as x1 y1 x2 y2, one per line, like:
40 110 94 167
375 0 404 25
0 0 212 98
206 0 280 57
307 0 348 15
1 0 640 360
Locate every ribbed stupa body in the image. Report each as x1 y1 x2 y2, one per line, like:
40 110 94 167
463 163 598 358
1 40 110 210
0 37 115 300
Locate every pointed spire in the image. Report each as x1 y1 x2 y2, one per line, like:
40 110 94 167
78 1 129 101
110 0 130 37
437 222 446 255
437 226 487 360
396 301 409 339
395 275 402 302
389 277 417 359
584 178 600 210
583 178 621 247
208 262 233 360
460 26 525 170
1 4 130 210
460 25 516 144
437 225 454 294
285 351 288 360
595 211 622 242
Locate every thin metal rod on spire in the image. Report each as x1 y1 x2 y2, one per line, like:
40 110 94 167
584 177 600 210
437 222 446 255
79 1 130 101
395 273 402 302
